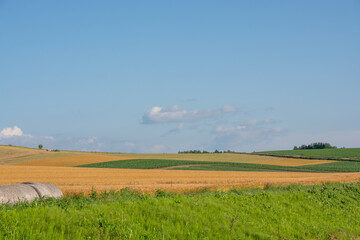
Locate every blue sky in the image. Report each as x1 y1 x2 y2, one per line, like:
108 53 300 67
1 1 359 152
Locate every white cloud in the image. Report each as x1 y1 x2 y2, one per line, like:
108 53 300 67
210 119 285 151
214 120 282 136
214 124 283 138
236 119 277 126
87 136 97 144
177 123 184 131
116 141 167 153
161 123 185 137
0 126 25 138
123 142 136 148
222 105 237 113
142 105 237 124
215 125 246 134
0 126 56 149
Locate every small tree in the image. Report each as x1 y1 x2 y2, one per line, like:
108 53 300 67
38 144 43 150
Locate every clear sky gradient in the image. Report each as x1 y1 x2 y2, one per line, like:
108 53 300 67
1 1 359 152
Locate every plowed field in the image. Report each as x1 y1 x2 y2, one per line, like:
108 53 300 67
1 165 359 195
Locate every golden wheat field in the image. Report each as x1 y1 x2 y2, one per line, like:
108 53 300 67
0 145 83 165
14 154 132 167
1 165 360 195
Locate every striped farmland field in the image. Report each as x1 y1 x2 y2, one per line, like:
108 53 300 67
1 165 360 195
2 146 336 167
12 152 336 167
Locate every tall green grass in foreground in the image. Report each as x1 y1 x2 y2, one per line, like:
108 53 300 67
1 182 360 239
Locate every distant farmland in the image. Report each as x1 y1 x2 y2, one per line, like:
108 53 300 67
78 158 360 173
256 148 360 161
1 145 360 195
2 145 360 239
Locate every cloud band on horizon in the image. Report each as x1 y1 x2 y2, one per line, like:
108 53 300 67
142 105 236 124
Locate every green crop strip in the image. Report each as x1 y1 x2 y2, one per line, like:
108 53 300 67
77 159 360 172
256 148 360 161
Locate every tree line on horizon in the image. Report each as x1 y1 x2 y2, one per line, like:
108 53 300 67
178 150 234 154
293 142 337 150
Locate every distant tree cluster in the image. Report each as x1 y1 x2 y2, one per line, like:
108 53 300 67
178 150 234 154
178 150 206 154
293 142 337 150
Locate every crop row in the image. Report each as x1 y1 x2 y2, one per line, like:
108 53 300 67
78 159 360 172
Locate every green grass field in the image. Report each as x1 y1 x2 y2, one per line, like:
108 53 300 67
1 182 360 239
297 161 360 172
78 158 360 172
256 148 360 161
79 159 208 169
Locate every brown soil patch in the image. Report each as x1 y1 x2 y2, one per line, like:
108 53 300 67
1 165 359 195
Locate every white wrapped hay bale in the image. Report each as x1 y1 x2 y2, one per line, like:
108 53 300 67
21 182 63 199
0 184 39 205
0 182 63 205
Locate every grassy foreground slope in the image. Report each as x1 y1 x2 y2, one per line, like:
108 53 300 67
1 182 360 239
78 159 360 172
256 148 360 161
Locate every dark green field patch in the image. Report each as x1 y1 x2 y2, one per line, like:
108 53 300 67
77 159 311 172
79 159 213 169
297 161 360 172
170 165 281 172
77 159 360 172
256 148 360 161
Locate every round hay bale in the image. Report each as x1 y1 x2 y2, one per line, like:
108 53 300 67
0 184 39 205
21 182 63 199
